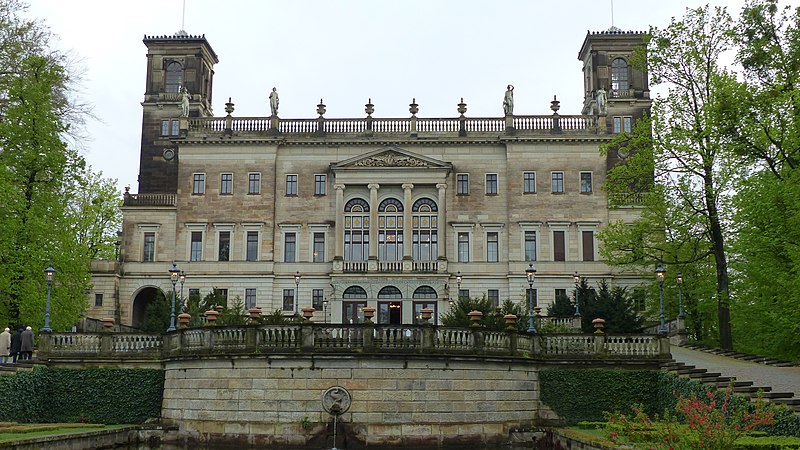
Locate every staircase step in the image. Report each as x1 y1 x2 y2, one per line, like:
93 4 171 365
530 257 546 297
676 368 706 375
769 398 800 406
688 371 721 379
761 391 794 399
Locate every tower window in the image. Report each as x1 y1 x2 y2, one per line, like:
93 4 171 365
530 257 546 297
611 58 630 92
165 61 183 94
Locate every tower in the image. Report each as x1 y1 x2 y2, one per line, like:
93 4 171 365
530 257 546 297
138 33 218 193
577 29 651 128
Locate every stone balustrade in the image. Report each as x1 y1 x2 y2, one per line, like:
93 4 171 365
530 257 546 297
186 114 599 138
37 324 670 362
122 192 177 207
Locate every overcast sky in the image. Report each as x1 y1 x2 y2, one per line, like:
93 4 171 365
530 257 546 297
26 0 750 193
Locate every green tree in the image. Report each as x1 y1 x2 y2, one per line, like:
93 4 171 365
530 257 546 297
70 168 122 261
548 289 575 318
600 5 740 349
440 296 530 333
579 280 644 334
140 289 169 333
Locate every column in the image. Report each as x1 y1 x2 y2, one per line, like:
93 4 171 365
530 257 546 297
334 184 345 260
402 183 414 261
436 183 447 260
368 184 380 261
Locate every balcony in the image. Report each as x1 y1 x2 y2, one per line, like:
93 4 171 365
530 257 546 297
341 260 441 274
122 193 176 207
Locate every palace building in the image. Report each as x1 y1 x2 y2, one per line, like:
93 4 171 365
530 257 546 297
88 29 651 327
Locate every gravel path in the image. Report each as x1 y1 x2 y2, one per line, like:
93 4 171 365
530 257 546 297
670 346 800 398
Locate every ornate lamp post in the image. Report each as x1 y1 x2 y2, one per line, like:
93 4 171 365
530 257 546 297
455 271 463 301
179 271 186 311
676 272 684 319
526 263 537 333
43 264 55 332
655 263 666 334
294 271 301 316
167 263 181 332
323 299 328 324
573 271 582 317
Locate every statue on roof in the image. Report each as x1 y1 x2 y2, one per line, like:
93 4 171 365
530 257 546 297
269 87 279 117
180 87 190 117
503 85 514 115
596 86 608 115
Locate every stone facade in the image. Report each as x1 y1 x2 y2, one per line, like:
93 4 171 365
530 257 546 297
88 29 651 328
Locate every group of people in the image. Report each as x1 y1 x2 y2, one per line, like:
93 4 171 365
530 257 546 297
0 326 34 363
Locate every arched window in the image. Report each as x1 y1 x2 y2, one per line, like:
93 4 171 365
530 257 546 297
378 198 404 261
378 286 402 298
343 286 367 298
344 198 370 261
165 61 183 94
412 198 438 261
412 286 437 299
611 58 629 92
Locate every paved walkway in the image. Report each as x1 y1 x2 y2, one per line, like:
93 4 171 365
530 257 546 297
670 346 800 398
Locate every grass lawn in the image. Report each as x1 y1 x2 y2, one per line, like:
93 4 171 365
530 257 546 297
0 423 129 442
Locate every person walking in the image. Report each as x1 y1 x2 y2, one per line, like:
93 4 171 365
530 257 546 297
9 328 21 363
20 326 33 361
0 328 10 364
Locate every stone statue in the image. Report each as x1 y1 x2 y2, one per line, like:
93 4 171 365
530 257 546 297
180 88 190 117
596 87 607 115
503 84 514 115
269 87 279 116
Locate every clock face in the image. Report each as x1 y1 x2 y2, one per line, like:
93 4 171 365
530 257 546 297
163 148 176 161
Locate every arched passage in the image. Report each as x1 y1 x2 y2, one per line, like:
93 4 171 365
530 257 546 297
131 286 162 329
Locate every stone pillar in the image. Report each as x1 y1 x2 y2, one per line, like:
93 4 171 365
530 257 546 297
436 183 447 260
334 184 345 262
368 184 380 263
402 183 414 266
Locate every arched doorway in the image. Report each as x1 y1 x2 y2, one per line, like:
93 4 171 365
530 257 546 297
131 286 162 329
377 286 402 324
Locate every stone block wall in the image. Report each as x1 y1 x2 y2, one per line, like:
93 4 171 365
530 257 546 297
162 354 540 447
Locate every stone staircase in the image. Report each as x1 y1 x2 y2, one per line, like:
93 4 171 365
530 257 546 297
683 344 800 368
0 361 37 375
661 360 800 413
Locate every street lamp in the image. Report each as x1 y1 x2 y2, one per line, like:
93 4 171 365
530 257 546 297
294 271 301 316
167 263 181 332
655 263 666 334
43 264 55 332
573 271 582 317
676 272 684 319
179 271 186 312
455 271 462 301
323 299 328 323
526 263 537 333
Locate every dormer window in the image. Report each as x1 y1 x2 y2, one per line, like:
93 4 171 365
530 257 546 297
165 61 183 93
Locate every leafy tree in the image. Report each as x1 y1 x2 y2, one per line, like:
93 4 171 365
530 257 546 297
140 289 169 333
548 289 575 318
219 296 248 326
600 5 740 349
70 168 122 260
440 296 530 333
578 280 643 334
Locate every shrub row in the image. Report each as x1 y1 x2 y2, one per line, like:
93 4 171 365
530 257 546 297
0 367 164 424
540 368 800 437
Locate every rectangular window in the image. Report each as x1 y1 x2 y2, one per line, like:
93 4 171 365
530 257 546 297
220 173 233 195
457 173 469 195
161 120 169 136
190 231 203 261
94 293 103 307
161 120 179 136
485 174 498 195
555 288 567 303
488 289 499 308
218 231 230 261
284 232 296 262
312 289 324 310
553 230 565 262
523 172 536 193
314 174 327 195
524 231 537 261
487 232 499 262
313 232 325 262
613 116 633 133
283 289 295 311
248 173 261 194
580 172 593 193
286 174 298 196
143 232 155 262
458 289 470 300
582 230 595 262
214 288 228 301
246 231 259 261
551 172 564 193
192 173 205 195
171 119 179 136
458 232 469 262
245 288 257 309
188 288 200 300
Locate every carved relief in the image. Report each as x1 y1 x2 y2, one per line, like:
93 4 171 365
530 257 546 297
353 151 428 167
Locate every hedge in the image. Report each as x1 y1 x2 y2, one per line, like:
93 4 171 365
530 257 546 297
0 367 164 424
539 369 660 424
540 368 800 437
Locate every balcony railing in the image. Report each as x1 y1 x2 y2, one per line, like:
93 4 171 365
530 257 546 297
122 193 176 207
38 325 670 362
187 114 598 138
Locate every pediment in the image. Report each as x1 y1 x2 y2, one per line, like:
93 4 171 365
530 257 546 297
331 145 452 171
